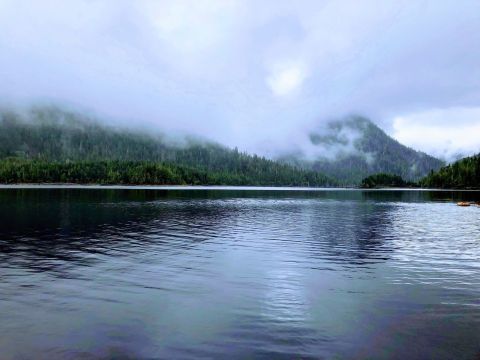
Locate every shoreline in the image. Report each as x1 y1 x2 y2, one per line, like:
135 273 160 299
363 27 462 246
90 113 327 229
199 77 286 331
0 183 479 191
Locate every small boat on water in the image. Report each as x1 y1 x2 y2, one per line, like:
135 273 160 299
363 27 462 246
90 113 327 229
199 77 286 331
457 201 471 207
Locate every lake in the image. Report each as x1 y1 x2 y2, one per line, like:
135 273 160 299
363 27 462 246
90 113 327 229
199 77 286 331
1 186 479 359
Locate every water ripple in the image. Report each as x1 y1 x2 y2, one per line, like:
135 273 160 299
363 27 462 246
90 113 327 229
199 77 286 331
0 188 480 359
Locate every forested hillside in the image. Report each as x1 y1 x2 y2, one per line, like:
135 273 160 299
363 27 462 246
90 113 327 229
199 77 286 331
420 154 480 189
0 106 334 186
280 116 444 185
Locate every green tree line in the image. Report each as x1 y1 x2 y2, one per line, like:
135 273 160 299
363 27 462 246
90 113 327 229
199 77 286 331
420 154 480 189
360 173 417 188
0 158 334 186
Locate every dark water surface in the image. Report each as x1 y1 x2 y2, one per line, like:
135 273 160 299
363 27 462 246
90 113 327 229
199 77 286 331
1 187 480 359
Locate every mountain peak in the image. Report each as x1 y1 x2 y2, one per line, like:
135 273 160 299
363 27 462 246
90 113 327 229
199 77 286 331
282 116 445 184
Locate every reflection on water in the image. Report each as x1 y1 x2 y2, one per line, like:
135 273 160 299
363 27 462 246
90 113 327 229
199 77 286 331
0 188 480 359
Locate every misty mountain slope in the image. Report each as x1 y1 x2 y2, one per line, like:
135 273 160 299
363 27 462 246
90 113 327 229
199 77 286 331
280 116 444 185
0 106 188 163
0 106 335 186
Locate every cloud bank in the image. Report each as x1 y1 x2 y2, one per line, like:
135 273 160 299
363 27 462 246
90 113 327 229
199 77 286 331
393 107 480 161
0 0 479 160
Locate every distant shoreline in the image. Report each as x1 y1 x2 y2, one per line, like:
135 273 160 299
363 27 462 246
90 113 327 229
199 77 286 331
0 183 350 191
1 183 479 191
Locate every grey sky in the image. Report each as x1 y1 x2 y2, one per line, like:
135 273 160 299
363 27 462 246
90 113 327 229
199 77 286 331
1 0 479 160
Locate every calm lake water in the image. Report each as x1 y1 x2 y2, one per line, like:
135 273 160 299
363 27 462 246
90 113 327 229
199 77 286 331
1 187 480 359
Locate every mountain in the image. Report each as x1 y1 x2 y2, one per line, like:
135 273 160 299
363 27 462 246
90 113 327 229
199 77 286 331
279 116 444 185
420 153 480 189
0 106 334 186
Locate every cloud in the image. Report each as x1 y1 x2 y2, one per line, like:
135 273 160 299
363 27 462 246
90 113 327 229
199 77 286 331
266 62 307 96
144 0 242 67
0 0 479 157
392 107 480 161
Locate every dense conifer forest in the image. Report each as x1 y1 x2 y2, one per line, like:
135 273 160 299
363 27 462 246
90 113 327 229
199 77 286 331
0 158 334 186
360 173 416 188
0 107 334 186
420 154 480 189
3 106 476 189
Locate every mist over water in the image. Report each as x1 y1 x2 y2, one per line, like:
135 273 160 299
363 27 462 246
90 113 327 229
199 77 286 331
1 188 479 359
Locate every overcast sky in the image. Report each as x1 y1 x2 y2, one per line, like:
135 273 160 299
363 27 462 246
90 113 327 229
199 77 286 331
1 0 479 160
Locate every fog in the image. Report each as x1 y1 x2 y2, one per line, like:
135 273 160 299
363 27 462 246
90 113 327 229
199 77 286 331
1 0 480 160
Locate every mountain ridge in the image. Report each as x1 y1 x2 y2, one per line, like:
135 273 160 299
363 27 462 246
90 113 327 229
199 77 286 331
0 106 335 186
0 106 446 186
279 116 445 185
